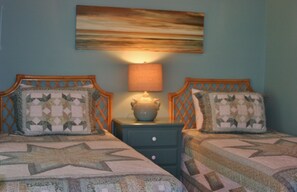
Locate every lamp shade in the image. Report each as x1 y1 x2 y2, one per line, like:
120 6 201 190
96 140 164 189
128 64 163 91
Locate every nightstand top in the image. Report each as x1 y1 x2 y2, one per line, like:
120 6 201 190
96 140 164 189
112 118 184 127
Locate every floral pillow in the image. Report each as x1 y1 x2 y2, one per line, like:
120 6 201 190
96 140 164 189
195 91 267 133
12 87 103 135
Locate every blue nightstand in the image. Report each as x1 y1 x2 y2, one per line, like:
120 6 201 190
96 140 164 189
112 118 183 178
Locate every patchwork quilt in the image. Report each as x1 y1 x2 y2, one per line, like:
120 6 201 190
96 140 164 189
181 130 297 192
0 132 186 192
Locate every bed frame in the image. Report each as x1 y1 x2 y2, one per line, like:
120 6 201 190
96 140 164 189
0 74 113 133
168 78 253 129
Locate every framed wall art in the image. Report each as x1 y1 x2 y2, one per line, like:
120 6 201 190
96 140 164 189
76 5 204 53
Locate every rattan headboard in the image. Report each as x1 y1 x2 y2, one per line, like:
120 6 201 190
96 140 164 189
168 78 253 129
0 74 113 133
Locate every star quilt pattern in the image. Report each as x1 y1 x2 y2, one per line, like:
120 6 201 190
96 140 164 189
195 92 266 133
13 88 100 135
181 129 297 192
0 133 186 192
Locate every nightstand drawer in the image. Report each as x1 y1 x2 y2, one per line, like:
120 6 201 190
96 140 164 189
137 148 177 165
127 130 178 147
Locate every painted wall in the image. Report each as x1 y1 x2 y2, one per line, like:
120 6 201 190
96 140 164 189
265 0 297 136
0 0 266 119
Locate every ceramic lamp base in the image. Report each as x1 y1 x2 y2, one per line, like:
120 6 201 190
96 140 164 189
132 102 158 121
130 92 160 121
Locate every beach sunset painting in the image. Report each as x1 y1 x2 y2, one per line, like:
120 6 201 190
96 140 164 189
76 5 204 53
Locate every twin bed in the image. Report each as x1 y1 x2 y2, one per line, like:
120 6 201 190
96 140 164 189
1 75 297 192
0 75 185 192
169 78 297 192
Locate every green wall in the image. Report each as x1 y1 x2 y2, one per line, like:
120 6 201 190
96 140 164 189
265 0 297 136
0 0 266 119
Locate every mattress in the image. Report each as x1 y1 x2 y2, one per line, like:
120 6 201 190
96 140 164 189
181 129 297 192
0 132 186 192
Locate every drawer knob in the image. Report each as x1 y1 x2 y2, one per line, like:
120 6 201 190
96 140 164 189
152 136 157 142
151 155 156 160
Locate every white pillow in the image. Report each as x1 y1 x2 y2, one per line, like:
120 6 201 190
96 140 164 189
192 88 203 130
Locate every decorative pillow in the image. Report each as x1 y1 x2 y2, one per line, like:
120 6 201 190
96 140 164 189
192 89 203 130
195 92 267 133
12 87 103 135
19 84 34 88
19 83 94 88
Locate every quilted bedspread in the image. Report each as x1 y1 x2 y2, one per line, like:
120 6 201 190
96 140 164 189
182 130 297 192
0 132 186 192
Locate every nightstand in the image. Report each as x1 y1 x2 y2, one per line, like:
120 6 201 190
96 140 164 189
112 118 184 178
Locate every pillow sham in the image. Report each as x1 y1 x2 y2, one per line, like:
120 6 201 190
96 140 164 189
19 83 34 88
12 87 103 136
195 91 267 133
192 89 203 130
19 83 94 88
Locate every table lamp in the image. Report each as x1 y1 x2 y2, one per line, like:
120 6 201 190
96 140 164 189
128 63 163 121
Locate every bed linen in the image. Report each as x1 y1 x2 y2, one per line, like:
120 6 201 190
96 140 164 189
0 132 186 192
181 129 297 192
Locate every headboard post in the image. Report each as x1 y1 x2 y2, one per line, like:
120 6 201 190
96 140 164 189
168 78 253 129
0 74 113 133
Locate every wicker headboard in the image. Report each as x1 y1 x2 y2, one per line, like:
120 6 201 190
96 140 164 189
168 78 253 129
0 74 113 133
